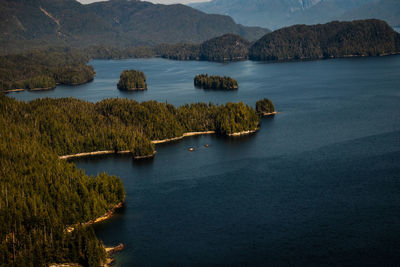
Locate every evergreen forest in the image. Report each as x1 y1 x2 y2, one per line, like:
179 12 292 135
249 19 400 60
256 98 275 115
0 95 262 265
0 48 94 92
85 20 400 63
117 70 147 91
194 74 239 90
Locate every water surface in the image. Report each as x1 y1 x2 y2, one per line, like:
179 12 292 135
11 56 400 266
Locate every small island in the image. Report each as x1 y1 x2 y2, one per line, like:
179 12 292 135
194 74 238 90
256 98 276 116
117 70 147 91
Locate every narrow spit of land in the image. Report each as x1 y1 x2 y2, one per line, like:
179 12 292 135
58 130 265 160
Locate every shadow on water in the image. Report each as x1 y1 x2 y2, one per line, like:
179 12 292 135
131 156 154 166
118 89 147 96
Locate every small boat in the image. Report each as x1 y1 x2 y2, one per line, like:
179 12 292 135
188 147 195 152
204 144 210 148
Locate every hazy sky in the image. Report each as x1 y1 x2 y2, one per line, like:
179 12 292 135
77 0 211 4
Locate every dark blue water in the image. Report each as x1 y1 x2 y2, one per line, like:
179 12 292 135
11 56 400 266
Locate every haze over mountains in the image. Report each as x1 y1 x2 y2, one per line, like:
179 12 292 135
190 0 400 30
0 0 268 53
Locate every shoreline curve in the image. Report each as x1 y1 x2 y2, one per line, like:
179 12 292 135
66 202 124 233
58 127 265 160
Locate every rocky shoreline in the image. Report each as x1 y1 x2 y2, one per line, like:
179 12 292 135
227 128 259 136
104 243 125 267
66 202 124 233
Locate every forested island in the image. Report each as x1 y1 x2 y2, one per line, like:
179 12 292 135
256 98 276 115
0 95 266 266
194 74 239 90
249 19 400 61
0 48 95 92
117 70 147 91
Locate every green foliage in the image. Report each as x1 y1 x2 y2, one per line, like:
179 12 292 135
72 20 400 63
256 98 275 115
0 96 125 265
249 19 400 61
85 45 156 60
199 34 250 62
0 0 268 54
156 43 201 61
117 70 147 91
0 95 266 265
108 34 250 62
215 102 259 135
0 47 94 91
194 74 239 90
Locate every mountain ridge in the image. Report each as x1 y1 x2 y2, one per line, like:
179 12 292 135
189 0 397 30
0 0 269 53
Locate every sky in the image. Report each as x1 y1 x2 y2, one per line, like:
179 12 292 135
77 0 211 4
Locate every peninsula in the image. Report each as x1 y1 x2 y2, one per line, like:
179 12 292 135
0 48 95 92
0 95 269 266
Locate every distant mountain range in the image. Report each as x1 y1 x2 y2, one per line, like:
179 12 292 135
190 0 400 30
341 0 400 27
0 0 269 53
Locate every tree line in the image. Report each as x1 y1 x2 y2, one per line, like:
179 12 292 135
86 19 400 62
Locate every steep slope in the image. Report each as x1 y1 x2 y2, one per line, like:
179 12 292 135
341 0 400 27
190 0 319 30
190 0 379 30
249 19 400 60
0 0 269 53
290 0 379 26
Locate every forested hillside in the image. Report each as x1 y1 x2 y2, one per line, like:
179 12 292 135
0 95 263 265
0 97 126 265
0 0 269 53
155 34 251 62
249 19 400 61
0 48 94 91
199 34 250 61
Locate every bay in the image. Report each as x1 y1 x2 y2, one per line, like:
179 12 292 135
10 56 400 266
